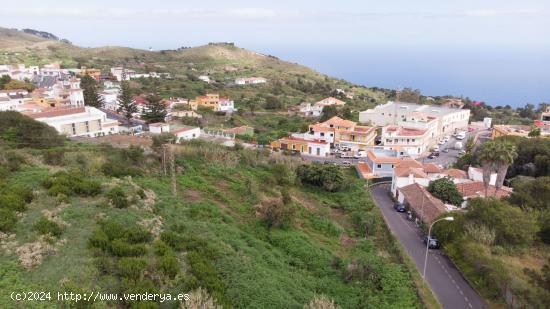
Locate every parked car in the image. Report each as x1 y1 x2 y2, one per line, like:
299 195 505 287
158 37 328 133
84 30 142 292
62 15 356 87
438 140 445 145
394 203 406 212
433 145 440 152
341 160 352 166
458 150 466 155
423 236 440 249
427 154 436 159
443 148 449 153
433 152 440 157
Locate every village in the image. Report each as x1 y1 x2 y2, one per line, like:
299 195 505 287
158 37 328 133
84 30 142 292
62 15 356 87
2 62 550 218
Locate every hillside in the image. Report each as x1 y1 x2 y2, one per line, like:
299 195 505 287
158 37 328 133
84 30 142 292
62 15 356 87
0 113 422 308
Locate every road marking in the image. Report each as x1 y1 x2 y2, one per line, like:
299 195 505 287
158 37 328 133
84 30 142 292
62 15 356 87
452 279 456 284
459 290 463 295
468 302 473 308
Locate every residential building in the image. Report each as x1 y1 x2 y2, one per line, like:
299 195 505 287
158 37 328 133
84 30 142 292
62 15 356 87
149 123 170 134
198 75 211 83
441 168 470 183
363 148 401 178
171 110 202 119
303 116 376 150
396 183 448 224
0 89 31 111
28 106 119 137
101 87 120 111
235 77 267 85
468 166 497 186
270 137 330 157
391 159 442 196
194 93 236 112
456 181 513 207
80 67 102 81
298 102 323 117
359 101 470 138
173 127 201 142
315 97 346 107
381 125 435 156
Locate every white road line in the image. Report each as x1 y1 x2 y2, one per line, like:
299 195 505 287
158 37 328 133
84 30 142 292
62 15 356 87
465 297 469 302
459 290 464 295
468 302 473 308
452 279 456 284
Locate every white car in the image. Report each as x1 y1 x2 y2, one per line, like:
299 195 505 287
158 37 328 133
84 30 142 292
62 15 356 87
433 145 440 152
438 140 445 145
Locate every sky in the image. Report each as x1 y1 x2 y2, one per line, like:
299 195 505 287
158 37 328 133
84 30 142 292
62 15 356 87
1 1 549 105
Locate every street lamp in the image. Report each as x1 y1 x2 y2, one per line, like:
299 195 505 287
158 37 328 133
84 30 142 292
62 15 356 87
423 216 454 278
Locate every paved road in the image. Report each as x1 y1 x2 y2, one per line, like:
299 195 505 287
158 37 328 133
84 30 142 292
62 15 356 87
370 184 487 309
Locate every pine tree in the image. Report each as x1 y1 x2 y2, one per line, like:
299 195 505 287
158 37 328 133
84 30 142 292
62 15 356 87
142 93 167 123
117 81 137 125
80 75 103 108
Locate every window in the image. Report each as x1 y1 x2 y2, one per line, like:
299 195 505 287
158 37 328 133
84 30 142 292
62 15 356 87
377 164 382 169
71 123 76 135
292 144 296 150
85 121 89 132
320 132 325 137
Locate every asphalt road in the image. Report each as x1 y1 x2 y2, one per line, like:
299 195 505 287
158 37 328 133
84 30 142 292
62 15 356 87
370 184 487 309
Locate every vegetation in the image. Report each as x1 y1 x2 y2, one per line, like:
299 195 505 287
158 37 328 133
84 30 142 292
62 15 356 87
427 177 463 206
0 111 65 148
142 93 167 123
296 163 345 192
80 74 103 108
117 81 137 125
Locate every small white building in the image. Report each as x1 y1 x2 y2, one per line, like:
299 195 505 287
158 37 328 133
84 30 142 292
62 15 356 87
305 140 331 157
216 98 236 113
101 88 120 111
468 166 497 186
174 127 201 142
198 75 211 83
235 77 267 85
298 102 323 117
149 123 170 134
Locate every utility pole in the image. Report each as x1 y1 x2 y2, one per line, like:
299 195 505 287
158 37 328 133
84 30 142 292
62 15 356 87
162 144 167 176
169 143 177 197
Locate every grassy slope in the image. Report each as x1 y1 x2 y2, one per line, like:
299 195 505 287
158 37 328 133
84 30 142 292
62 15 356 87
0 141 421 308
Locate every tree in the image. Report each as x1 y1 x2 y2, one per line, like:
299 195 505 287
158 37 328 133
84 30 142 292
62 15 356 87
477 140 517 197
0 75 12 89
529 128 541 137
264 95 282 110
397 88 421 103
340 107 352 120
427 177 463 206
142 93 167 123
320 106 338 122
117 81 137 125
296 163 345 192
509 177 550 211
3 79 34 92
80 75 103 108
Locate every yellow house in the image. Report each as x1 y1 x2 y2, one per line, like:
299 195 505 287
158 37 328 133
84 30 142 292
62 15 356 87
271 137 308 153
491 125 532 139
196 93 220 109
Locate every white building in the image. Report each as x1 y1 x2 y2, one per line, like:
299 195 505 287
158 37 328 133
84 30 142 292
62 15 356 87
28 106 119 137
149 123 170 134
0 89 31 111
174 127 201 142
101 88 120 111
359 101 470 138
235 77 267 85
298 102 323 117
467 166 497 186
198 75 211 83
381 125 435 156
216 98 236 112
391 159 442 196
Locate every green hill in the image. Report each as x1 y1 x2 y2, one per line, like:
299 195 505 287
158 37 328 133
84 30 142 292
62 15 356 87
0 113 422 308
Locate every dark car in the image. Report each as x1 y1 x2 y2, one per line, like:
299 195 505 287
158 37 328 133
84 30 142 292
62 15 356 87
394 203 406 212
427 154 436 159
423 236 440 249
434 152 440 157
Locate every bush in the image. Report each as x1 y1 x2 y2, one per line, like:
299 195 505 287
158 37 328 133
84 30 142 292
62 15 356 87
125 226 151 244
102 162 143 178
8 185 34 203
0 208 17 232
117 257 146 280
109 239 147 257
42 148 65 165
0 193 26 212
43 171 101 197
158 251 179 279
105 187 129 208
33 216 64 237
296 163 344 192
254 197 295 230
428 177 463 206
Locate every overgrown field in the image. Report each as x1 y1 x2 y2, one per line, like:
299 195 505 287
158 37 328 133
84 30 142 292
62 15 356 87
0 133 420 308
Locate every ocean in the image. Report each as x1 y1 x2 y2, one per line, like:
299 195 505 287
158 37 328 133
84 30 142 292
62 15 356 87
258 46 550 108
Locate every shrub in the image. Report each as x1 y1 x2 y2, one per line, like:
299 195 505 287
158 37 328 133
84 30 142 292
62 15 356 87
254 197 295 230
43 171 101 197
8 185 34 203
117 257 146 280
102 162 143 178
304 295 340 309
105 187 129 208
428 177 463 206
0 193 26 211
33 216 64 237
158 251 179 279
125 226 151 244
89 229 110 251
296 163 344 192
182 288 222 309
109 239 147 257
42 148 65 166
0 208 17 232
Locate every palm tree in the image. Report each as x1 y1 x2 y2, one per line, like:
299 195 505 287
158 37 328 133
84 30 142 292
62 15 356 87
492 141 517 195
477 140 517 197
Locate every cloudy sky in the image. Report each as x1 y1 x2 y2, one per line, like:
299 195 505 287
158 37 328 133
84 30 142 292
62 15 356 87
0 0 548 50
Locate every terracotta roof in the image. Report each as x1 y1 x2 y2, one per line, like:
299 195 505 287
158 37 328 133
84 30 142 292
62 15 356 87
309 124 334 132
395 167 428 178
399 183 447 224
456 181 513 199
353 126 374 133
395 159 423 169
442 168 468 179
321 116 356 128
356 162 378 179
423 163 442 174
173 127 198 134
280 136 327 145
